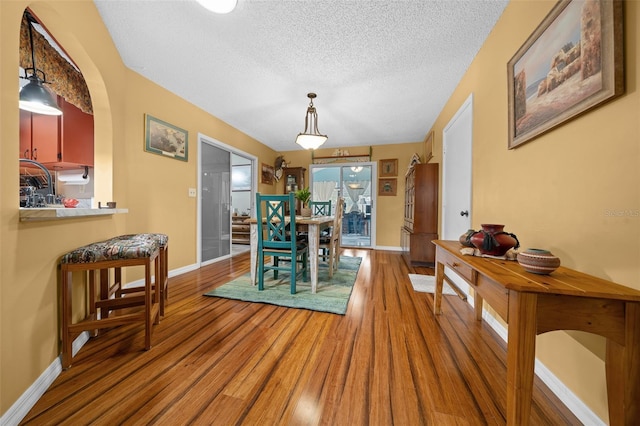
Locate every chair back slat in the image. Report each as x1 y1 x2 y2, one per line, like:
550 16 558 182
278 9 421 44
310 200 332 216
256 193 297 251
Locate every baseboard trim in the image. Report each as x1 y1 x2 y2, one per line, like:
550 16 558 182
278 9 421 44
1 331 89 426
467 295 605 426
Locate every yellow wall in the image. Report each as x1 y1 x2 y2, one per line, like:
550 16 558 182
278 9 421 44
428 0 639 421
1 0 638 422
0 0 276 414
280 143 424 247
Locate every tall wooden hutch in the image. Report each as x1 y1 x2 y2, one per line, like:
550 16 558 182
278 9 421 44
401 163 439 266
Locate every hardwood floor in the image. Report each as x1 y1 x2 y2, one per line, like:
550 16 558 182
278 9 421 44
21 249 580 425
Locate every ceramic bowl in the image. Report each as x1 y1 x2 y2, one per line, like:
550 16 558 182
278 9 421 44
517 248 561 275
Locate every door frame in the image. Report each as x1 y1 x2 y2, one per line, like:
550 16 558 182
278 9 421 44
197 133 257 266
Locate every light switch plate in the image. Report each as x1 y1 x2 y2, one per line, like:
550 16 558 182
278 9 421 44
188 188 197 198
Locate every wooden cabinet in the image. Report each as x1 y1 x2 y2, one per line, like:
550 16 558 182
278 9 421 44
231 215 251 245
401 163 439 266
282 167 306 214
20 109 60 163
19 97 94 170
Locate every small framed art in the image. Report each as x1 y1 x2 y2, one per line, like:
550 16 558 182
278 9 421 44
378 178 397 196
379 159 398 177
261 163 274 185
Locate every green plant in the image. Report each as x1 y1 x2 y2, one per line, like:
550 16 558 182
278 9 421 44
294 187 311 207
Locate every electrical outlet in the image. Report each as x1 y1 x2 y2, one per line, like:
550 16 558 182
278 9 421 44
188 188 197 198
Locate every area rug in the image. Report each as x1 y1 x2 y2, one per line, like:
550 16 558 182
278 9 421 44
409 273 457 295
204 256 362 315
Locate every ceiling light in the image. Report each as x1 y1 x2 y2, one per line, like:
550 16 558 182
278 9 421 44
295 93 327 150
19 12 62 116
351 166 363 173
196 0 237 14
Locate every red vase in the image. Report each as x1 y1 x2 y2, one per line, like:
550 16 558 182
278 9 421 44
470 224 519 256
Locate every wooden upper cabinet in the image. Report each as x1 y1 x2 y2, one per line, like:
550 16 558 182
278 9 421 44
20 109 60 164
19 97 94 170
58 98 94 167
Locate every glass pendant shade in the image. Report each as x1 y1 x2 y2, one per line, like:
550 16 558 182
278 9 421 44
295 93 327 150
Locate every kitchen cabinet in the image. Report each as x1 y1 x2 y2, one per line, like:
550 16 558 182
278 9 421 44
19 97 94 170
401 163 438 266
20 109 60 163
282 167 306 214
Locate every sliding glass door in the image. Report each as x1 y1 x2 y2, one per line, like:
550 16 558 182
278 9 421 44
310 162 375 248
200 142 231 263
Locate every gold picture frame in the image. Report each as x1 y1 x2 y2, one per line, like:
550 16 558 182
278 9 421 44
144 114 188 161
378 178 397 196
261 163 274 185
379 158 398 177
507 0 624 149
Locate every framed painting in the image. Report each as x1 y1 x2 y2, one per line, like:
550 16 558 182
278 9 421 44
507 0 624 149
261 163 274 185
144 114 188 161
379 159 398 177
378 178 397 196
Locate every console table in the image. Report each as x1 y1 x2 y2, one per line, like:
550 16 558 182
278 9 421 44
432 240 640 426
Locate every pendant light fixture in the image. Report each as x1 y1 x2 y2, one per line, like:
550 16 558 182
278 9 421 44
196 0 237 14
19 11 62 116
295 93 328 150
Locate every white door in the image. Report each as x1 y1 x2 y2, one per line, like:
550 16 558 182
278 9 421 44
442 93 473 240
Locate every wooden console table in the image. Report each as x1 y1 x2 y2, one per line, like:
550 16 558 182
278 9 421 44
432 240 640 426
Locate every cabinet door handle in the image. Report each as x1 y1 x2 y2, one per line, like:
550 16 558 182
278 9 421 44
32 148 37 160
452 262 460 267
460 210 469 217
24 149 30 159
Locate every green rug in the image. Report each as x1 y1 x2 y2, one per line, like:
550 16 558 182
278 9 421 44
204 256 362 315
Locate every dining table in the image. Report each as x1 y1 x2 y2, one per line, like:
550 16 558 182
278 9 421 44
246 215 335 294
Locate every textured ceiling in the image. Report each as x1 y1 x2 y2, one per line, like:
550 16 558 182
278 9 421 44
94 0 507 152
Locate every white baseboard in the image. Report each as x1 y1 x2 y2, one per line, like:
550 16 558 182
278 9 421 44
467 295 605 426
0 331 89 426
0 265 204 425
374 245 402 251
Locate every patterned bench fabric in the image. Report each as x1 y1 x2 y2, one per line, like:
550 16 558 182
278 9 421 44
61 234 166 264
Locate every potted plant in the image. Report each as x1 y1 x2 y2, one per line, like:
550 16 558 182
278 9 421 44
294 187 312 217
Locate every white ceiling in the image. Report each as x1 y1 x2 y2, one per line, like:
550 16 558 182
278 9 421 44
94 0 507 152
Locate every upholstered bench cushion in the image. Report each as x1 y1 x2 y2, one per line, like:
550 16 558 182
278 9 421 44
119 233 168 247
61 235 161 264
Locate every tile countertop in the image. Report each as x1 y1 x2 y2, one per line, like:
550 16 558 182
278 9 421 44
19 207 129 222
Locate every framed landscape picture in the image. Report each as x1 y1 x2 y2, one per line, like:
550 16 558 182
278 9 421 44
144 114 188 161
507 0 623 149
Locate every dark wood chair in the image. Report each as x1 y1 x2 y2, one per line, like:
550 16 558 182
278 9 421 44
256 193 308 294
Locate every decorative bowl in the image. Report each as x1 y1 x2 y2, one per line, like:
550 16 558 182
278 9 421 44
517 249 561 275
63 198 79 208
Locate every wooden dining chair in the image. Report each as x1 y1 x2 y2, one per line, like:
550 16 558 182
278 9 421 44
318 197 344 278
255 193 308 294
310 200 332 216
